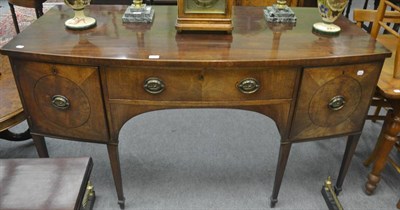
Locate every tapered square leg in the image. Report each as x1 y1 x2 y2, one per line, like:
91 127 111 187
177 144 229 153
32 134 49 158
107 144 125 209
270 142 292 208
334 134 360 195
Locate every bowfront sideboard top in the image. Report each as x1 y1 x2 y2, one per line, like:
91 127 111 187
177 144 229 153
1 5 389 66
0 5 391 208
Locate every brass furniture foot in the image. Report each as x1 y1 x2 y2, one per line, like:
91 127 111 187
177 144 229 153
118 198 126 209
270 196 278 208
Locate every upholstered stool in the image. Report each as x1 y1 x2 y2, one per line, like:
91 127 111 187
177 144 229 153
0 157 95 210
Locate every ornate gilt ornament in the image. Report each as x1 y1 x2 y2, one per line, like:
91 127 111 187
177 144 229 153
313 0 349 35
64 0 96 30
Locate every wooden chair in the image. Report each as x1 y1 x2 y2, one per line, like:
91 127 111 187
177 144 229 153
1 0 49 157
0 56 30 141
2 0 45 133
344 0 370 19
353 1 400 208
354 0 400 169
0 54 48 157
8 0 47 34
354 1 400 121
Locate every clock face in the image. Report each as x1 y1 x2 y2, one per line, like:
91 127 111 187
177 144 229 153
185 0 226 14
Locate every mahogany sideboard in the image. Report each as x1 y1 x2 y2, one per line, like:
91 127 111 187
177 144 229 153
0 5 390 208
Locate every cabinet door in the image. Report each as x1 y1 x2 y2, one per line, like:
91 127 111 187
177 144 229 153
289 63 382 141
14 60 109 142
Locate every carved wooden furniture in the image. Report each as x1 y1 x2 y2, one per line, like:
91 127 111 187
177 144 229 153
8 0 47 34
353 3 400 123
353 7 400 209
0 5 390 208
0 55 28 140
3 0 46 144
354 0 400 198
0 157 94 210
1 0 45 141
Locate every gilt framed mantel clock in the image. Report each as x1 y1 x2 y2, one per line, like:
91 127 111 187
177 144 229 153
175 0 234 33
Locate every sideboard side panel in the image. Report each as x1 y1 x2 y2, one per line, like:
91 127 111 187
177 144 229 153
289 62 383 141
12 59 109 142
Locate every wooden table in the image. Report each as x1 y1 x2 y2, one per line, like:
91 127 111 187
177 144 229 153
0 5 390 208
0 55 48 156
0 157 93 210
0 55 25 137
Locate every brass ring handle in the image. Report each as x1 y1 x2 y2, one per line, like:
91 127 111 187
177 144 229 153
51 95 70 110
237 78 260 94
144 77 165 94
328 95 346 111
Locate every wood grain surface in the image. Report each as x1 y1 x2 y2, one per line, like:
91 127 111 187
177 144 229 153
0 55 24 131
0 6 390 67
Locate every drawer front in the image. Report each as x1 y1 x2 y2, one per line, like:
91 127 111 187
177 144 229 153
15 60 108 142
105 67 298 101
289 63 382 141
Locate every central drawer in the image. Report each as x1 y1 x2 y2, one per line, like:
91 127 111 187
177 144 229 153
105 66 298 101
